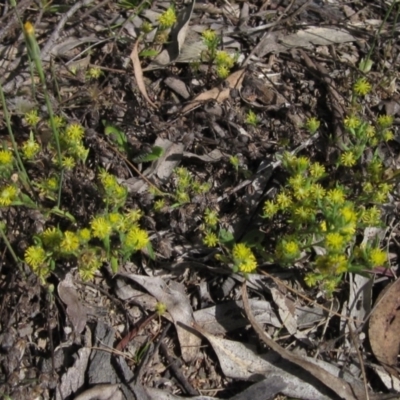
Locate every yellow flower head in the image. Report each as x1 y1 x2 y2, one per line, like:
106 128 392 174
203 231 218 247
0 185 18 206
305 117 320 134
353 78 371 96
61 231 80 253
0 149 13 166
368 248 387 266
232 243 257 273
91 216 112 239
158 7 177 29
377 114 394 128
125 226 149 250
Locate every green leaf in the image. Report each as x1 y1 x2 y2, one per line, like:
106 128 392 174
49 207 76 222
146 242 156 260
219 229 235 247
133 146 164 163
140 49 160 58
103 121 128 153
241 230 265 246
111 256 119 274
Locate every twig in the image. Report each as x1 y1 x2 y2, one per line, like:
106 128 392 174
241 281 365 400
160 341 199 396
41 0 95 61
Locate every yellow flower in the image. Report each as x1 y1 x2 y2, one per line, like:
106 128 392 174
288 174 305 189
65 123 85 141
296 156 310 171
283 240 300 258
99 169 117 189
232 243 257 273
310 183 326 200
125 208 143 224
309 162 325 179
125 226 149 250
86 67 102 79
25 245 46 268
216 65 230 79
61 231 80 252
263 200 278 218
361 206 381 225
305 117 320 134
325 232 345 252
155 302 167 316
22 138 40 159
78 228 91 243
382 130 394 141
365 125 375 138
204 208 219 228
24 21 35 36
24 110 40 126
203 231 218 247
362 182 373 194
0 149 13 165
377 114 394 128
154 199 166 212
368 248 387 266
202 29 217 43
293 185 310 201
91 216 112 239
176 191 190 204
326 188 346 204
331 254 348 274
353 78 371 96
340 151 356 167
158 7 177 29
304 273 319 287
0 185 17 206
61 156 76 170
41 227 62 247
215 51 234 68
245 110 258 126
294 206 312 221
276 191 292 209
344 115 361 129
340 206 357 223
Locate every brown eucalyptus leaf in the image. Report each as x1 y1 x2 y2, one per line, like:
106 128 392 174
130 39 157 109
58 273 87 337
181 69 245 114
369 278 400 377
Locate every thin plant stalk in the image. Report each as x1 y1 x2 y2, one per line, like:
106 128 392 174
23 22 64 208
0 83 32 192
0 224 25 276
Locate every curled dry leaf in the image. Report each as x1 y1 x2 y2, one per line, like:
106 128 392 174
117 274 201 362
152 0 196 66
181 69 246 114
369 278 400 377
130 39 157 109
74 384 122 400
58 273 87 338
241 282 371 400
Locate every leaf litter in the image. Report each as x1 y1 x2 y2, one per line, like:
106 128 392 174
1 0 400 399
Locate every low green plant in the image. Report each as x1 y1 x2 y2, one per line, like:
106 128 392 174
201 29 236 79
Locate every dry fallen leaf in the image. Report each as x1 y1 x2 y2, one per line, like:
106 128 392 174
241 282 371 400
369 278 400 377
181 69 246 114
58 273 87 338
152 0 196 66
117 274 201 362
130 39 157 109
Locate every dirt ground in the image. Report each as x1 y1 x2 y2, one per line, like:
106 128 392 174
0 0 400 399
